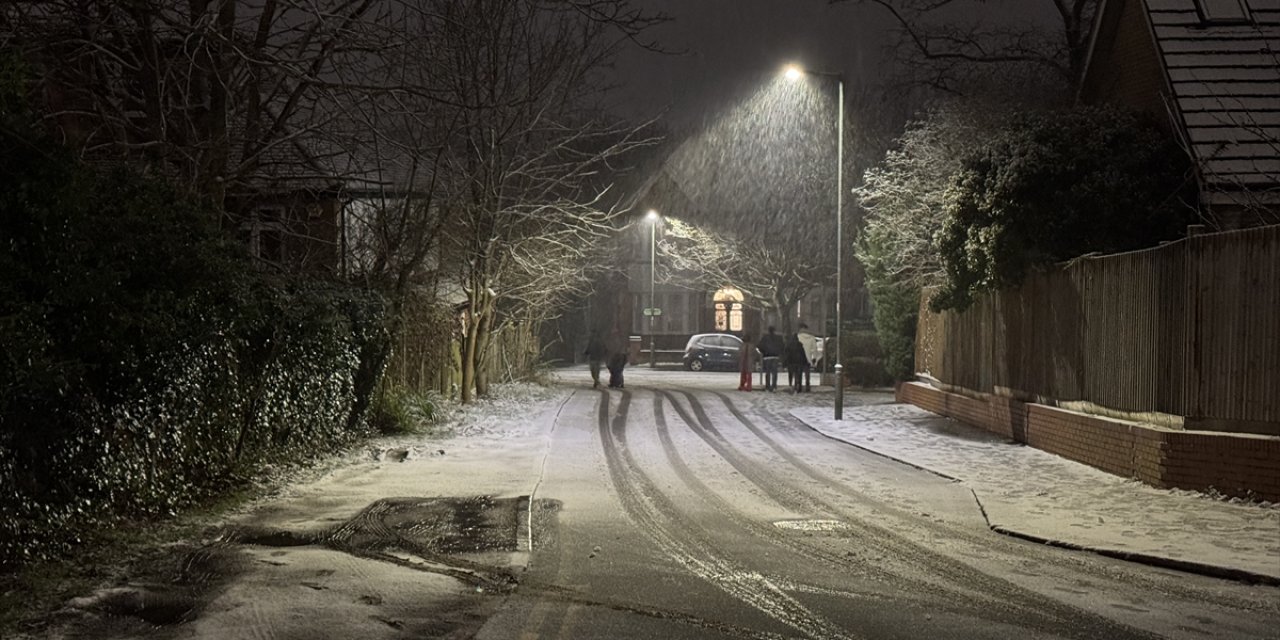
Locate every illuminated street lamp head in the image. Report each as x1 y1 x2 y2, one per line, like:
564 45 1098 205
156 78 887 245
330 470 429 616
784 64 804 80
646 209 659 221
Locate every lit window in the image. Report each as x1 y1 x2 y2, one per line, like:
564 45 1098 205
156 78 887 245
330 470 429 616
713 287 744 332
1196 0 1250 23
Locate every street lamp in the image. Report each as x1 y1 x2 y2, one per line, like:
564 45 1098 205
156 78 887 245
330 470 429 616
785 63 844 420
646 209 659 368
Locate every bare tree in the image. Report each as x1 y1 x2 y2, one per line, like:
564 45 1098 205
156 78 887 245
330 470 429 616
831 0 1098 95
417 0 660 402
659 218 832 334
641 75 842 333
4 0 665 404
0 0 400 208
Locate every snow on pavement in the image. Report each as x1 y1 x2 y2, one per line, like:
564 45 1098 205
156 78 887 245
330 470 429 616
169 382 570 640
791 401 1280 582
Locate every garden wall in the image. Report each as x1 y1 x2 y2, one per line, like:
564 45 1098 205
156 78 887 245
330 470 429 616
898 382 1280 502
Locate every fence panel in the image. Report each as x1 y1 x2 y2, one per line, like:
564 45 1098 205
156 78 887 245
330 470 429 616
1186 226 1280 423
1075 245 1185 414
385 295 456 395
915 225 1279 428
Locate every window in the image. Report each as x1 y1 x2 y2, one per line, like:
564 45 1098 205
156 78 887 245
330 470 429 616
713 287 744 332
240 206 286 262
1195 0 1250 23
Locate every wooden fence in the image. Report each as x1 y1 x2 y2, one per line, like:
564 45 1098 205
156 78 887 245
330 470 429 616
384 293 544 397
916 224 1280 432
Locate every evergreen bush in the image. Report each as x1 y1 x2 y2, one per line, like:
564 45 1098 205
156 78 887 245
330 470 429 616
0 124 390 569
932 106 1196 311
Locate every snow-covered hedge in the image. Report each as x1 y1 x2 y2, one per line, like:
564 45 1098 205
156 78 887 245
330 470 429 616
0 128 391 569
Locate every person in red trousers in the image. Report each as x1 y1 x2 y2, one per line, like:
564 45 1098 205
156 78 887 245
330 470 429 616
738 335 756 391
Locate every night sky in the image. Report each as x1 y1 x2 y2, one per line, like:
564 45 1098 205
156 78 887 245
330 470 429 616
610 0 894 128
610 0 1062 129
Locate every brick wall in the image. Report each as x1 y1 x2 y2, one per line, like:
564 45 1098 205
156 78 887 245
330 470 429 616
986 395 1022 441
1025 405 1137 479
1160 432 1280 502
1079 0 1171 126
897 380 945 415
896 382 1280 501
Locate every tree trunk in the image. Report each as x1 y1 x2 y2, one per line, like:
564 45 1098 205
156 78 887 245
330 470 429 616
461 309 478 404
474 310 494 397
203 0 235 208
773 288 795 335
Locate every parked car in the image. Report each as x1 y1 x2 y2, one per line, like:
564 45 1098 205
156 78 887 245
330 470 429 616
682 333 744 371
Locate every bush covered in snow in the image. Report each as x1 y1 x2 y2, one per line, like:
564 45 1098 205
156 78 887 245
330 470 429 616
855 103 1196 377
854 104 1000 380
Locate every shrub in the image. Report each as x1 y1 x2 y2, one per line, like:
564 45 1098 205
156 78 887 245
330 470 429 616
844 357 895 388
932 106 1196 311
868 281 919 381
369 386 443 435
0 124 391 568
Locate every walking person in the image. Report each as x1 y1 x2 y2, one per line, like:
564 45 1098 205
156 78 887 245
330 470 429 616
783 333 807 393
584 329 607 389
605 331 628 389
757 326 784 392
797 323 817 392
738 335 755 391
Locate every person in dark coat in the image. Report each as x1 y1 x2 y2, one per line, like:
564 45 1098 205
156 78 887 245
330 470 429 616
783 333 807 393
757 326 784 392
605 331 628 389
584 330 607 389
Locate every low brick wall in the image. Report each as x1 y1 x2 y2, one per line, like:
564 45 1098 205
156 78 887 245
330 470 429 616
1159 431 1280 501
896 382 1280 502
1025 404 1137 479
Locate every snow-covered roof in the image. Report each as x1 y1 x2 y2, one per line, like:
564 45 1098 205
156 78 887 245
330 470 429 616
1146 0 1280 197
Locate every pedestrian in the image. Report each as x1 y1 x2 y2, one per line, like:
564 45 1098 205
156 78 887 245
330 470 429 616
783 333 807 393
757 326 784 392
584 329 607 389
797 323 817 392
606 331 628 389
738 334 755 391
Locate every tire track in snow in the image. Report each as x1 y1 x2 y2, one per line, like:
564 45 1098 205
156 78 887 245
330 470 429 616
676 390 1162 640
595 389 857 640
646 393 931 602
743 397 1265 611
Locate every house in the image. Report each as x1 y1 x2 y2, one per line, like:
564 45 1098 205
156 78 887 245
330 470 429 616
224 134 395 274
1078 0 1280 229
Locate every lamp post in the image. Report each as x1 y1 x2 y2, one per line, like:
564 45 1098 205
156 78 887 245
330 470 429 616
785 64 844 420
646 209 659 368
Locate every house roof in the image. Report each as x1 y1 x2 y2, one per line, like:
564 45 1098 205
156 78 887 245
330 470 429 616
1143 0 1280 196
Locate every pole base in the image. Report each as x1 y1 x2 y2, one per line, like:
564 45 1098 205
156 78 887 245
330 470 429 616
833 363 844 420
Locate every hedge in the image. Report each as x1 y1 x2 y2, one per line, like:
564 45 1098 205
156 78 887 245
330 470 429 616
0 127 390 569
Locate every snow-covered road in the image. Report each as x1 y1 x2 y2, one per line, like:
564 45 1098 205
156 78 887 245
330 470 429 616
46 369 1280 639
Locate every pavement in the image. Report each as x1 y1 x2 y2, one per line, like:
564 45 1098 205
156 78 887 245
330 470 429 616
789 394 1280 585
